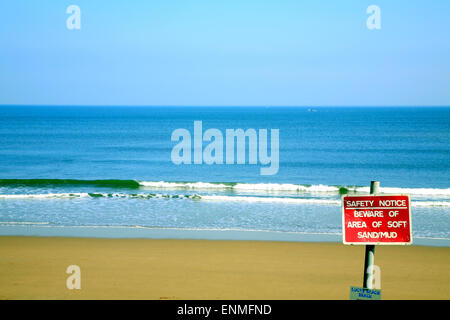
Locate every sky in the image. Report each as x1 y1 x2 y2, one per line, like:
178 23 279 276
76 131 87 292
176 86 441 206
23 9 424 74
0 0 449 106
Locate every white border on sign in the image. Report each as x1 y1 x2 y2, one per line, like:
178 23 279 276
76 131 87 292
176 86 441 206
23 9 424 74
341 194 413 245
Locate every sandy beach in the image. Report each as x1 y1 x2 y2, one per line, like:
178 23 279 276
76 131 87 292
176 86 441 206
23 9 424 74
0 236 449 300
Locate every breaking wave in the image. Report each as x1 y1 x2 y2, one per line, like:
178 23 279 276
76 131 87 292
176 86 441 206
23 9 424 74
139 181 450 196
1 179 449 196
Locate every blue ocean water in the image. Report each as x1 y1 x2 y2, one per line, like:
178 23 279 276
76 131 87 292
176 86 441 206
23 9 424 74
0 106 449 243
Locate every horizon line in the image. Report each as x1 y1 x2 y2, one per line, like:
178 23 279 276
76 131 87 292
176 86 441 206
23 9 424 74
1 104 450 108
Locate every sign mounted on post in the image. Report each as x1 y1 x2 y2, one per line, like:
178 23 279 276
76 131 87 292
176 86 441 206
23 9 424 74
349 286 381 300
342 194 412 245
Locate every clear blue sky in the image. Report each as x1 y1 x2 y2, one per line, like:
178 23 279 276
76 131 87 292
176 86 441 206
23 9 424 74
0 0 449 106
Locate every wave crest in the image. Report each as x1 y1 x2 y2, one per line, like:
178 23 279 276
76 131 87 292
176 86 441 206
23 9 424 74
1 179 449 197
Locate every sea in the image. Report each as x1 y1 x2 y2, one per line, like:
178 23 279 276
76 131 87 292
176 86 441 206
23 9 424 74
0 106 449 245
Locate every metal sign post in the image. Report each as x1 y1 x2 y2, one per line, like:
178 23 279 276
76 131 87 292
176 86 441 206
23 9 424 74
343 180 413 299
363 181 379 289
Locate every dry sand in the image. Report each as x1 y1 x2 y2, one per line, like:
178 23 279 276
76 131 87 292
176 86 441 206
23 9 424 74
0 236 449 300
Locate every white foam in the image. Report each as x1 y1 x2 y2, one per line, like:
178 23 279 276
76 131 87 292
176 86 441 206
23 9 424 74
349 186 450 196
412 201 450 207
0 193 90 199
139 181 450 196
201 195 341 205
233 183 339 192
0 221 50 225
139 181 232 189
140 181 344 193
203 196 450 207
0 192 448 207
378 187 450 196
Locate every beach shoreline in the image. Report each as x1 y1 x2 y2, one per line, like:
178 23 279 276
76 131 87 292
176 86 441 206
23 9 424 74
1 225 449 247
1 236 449 300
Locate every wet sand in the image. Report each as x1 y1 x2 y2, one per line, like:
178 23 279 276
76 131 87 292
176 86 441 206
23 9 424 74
0 236 449 299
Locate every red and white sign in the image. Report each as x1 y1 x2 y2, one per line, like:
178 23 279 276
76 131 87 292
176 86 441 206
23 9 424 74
342 194 412 245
